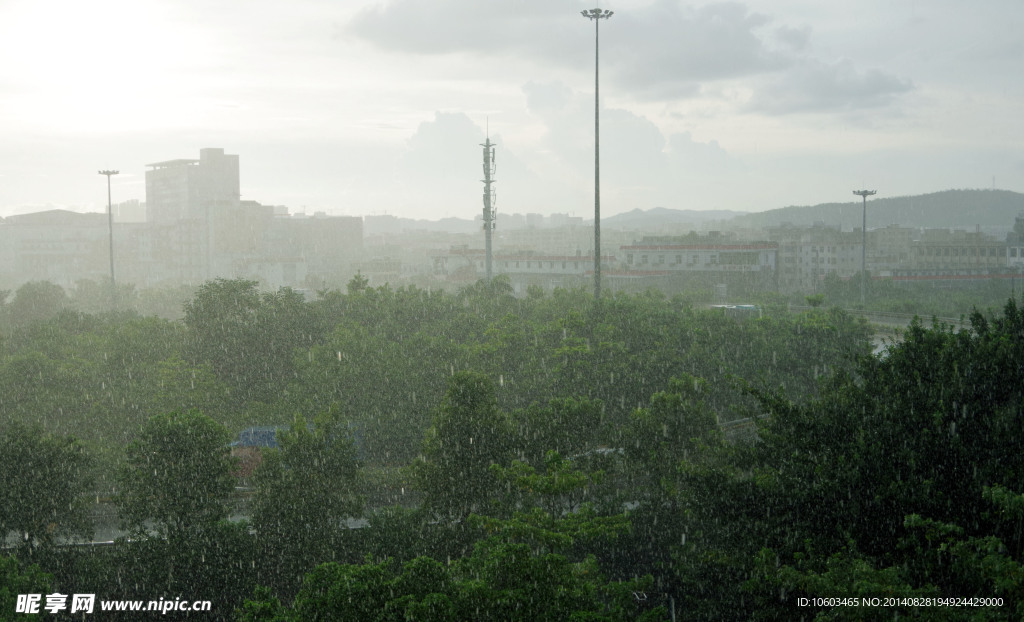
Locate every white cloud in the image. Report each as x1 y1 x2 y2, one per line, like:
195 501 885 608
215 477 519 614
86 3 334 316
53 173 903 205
771 24 811 52
749 58 913 114
607 1 787 97
347 0 572 56
1 0 1022 220
346 0 912 117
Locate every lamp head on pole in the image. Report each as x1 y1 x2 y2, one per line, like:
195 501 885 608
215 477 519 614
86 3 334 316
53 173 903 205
581 8 613 20
853 189 876 198
99 170 119 177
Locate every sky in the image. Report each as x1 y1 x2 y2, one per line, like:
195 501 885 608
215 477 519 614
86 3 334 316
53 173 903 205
1 0 1022 220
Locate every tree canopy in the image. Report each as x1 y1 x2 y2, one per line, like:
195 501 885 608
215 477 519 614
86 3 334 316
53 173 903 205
0 423 92 554
117 410 236 541
13 276 1016 620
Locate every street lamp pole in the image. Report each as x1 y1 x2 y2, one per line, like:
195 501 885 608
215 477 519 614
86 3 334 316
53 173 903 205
99 170 119 308
582 7 613 302
853 189 876 307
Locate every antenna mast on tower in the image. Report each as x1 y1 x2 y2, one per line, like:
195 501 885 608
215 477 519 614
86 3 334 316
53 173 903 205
481 124 497 280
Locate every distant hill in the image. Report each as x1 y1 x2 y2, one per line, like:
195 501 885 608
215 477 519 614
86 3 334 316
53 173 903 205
602 207 747 230
363 215 479 236
362 190 1024 237
727 189 1024 233
370 207 749 235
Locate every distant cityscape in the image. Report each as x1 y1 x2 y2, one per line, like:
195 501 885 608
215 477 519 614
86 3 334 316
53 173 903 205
2 147 1024 298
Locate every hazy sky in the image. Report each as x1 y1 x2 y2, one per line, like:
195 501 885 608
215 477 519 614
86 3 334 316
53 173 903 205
1 0 1022 220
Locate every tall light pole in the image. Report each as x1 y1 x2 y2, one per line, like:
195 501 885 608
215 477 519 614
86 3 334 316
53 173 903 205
853 189 876 307
582 7 613 302
99 170 119 308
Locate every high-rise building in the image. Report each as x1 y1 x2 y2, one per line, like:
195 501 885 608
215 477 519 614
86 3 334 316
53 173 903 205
145 148 240 223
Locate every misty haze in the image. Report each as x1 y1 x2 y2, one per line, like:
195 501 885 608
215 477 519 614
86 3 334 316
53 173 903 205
2 1 1024 620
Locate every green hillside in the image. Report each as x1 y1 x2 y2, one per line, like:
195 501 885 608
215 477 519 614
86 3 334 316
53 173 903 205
728 189 1024 231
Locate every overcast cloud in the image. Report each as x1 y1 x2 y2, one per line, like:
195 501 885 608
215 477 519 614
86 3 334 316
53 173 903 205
0 0 1021 219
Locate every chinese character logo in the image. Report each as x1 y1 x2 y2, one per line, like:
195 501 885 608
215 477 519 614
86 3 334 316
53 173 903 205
15 594 41 614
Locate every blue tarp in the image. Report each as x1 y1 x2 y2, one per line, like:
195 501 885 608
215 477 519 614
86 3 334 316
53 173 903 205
229 426 283 449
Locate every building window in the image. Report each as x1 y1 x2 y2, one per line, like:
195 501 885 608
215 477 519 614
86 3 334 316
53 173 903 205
675 254 681 264
627 254 634 265
658 255 665 264
641 255 648 264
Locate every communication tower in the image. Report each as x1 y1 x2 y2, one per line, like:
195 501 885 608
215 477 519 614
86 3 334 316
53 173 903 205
481 130 497 280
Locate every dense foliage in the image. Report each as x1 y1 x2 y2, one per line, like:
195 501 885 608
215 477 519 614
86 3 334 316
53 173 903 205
0 424 92 555
814 269 1023 318
117 410 236 542
3 276 1021 619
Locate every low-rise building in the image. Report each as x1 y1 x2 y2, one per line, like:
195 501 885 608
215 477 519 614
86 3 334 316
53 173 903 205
0 210 111 288
767 224 861 292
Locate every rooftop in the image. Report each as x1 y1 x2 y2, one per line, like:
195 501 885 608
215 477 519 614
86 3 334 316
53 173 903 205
146 159 199 169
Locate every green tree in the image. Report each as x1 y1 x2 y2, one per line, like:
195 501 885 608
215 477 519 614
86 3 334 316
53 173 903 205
665 298 1024 619
238 547 663 622
477 452 631 560
610 376 734 615
291 558 394 622
0 350 95 439
0 556 53 621
456 275 516 321
513 397 607 469
143 355 239 431
117 410 235 541
0 423 92 554
490 451 604 518
2 281 69 332
133 282 197 320
753 303 1024 561
454 539 663 622
184 278 319 404
624 374 722 496
746 547 950 621
746 489 1024 620
346 271 369 295
293 315 461 466
414 372 513 521
69 278 136 314
235 585 287 622
363 505 447 564
252 411 363 588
